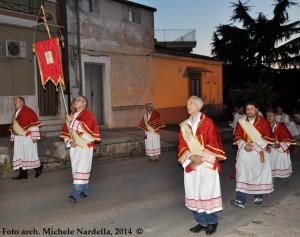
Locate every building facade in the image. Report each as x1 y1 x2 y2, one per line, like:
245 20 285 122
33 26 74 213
0 0 223 137
152 49 223 124
66 0 156 128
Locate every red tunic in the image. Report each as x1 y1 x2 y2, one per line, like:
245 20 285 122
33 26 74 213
178 113 226 172
234 115 274 145
10 106 41 133
138 110 165 133
60 109 101 143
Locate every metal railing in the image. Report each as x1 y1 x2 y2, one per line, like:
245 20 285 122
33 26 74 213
155 29 196 42
0 0 43 15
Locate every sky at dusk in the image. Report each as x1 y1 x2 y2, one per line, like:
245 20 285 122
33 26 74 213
132 0 300 56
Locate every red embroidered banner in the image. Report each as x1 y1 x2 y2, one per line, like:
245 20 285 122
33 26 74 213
34 37 64 87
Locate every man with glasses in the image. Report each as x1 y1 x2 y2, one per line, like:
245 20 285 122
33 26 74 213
60 95 101 203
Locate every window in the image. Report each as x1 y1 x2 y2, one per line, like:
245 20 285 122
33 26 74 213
82 0 93 13
189 73 201 97
129 9 136 22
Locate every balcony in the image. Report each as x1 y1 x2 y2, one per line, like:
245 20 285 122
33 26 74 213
0 0 42 15
155 29 197 53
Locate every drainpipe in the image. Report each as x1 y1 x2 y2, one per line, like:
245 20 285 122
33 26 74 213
76 0 83 95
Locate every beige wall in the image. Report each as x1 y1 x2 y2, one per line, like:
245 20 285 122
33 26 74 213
0 25 35 96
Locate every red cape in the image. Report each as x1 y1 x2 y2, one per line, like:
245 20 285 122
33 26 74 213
234 115 274 144
60 109 101 142
178 114 226 172
273 122 295 153
11 106 41 131
138 110 165 131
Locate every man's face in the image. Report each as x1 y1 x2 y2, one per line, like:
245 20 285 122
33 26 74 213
246 104 258 118
267 112 276 124
146 106 152 113
74 96 86 110
187 98 201 115
14 97 23 110
277 107 283 114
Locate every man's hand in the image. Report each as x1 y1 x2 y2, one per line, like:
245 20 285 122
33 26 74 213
274 143 281 149
244 144 253 152
70 141 78 148
189 155 204 170
66 115 74 122
32 139 38 143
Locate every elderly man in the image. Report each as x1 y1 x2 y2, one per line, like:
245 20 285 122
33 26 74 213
231 102 275 208
267 111 295 184
60 95 101 203
10 96 43 180
178 96 226 235
138 103 165 161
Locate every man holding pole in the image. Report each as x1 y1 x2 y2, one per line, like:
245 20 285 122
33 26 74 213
60 95 101 203
231 102 275 208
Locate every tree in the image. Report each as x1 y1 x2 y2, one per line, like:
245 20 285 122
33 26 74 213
211 0 300 113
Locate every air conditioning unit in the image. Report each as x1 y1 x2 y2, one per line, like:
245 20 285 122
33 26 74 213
3 40 27 58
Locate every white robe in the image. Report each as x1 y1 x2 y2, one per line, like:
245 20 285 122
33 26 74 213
145 112 161 156
12 126 41 170
270 147 292 178
270 123 292 178
65 111 95 185
236 148 273 194
235 118 273 194
145 131 161 156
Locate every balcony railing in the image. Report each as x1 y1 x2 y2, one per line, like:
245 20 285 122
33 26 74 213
155 29 196 42
0 0 43 15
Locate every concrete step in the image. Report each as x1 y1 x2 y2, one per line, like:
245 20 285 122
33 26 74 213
40 119 65 137
39 118 108 137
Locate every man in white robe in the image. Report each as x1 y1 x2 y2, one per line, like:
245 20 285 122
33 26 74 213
60 96 101 203
178 96 226 235
267 111 295 185
231 102 275 208
10 96 43 180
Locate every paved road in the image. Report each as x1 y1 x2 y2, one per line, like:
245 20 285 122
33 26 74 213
1 144 299 237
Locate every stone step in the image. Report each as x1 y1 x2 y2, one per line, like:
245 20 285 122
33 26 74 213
39 118 108 137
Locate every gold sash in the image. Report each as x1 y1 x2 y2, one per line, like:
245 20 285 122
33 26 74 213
72 131 89 148
180 121 204 154
238 117 265 163
12 119 27 136
66 120 89 148
144 114 156 134
180 121 213 170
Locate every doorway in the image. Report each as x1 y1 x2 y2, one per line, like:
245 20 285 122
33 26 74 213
84 63 103 124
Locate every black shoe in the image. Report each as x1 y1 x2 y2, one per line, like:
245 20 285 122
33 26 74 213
12 168 28 180
13 175 25 180
206 223 218 235
80 192 88 198
68 195 78 203
190 224 207 233
35 165 44 178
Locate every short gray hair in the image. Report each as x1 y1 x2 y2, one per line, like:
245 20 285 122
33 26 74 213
189 96 203 108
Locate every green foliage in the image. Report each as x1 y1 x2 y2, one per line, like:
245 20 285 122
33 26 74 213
211 0 300 111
